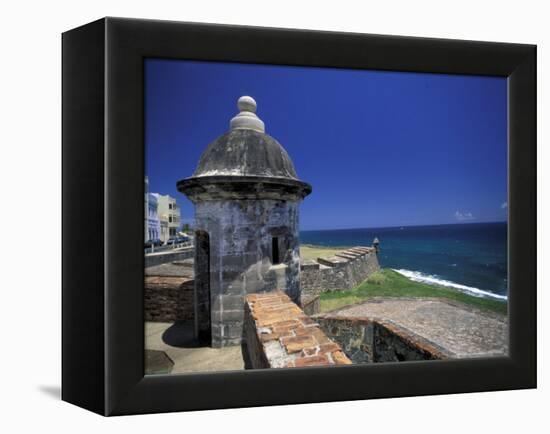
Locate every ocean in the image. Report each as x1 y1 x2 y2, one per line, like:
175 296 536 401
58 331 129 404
300 222 508 300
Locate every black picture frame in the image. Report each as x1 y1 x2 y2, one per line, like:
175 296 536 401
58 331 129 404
62 17 536 416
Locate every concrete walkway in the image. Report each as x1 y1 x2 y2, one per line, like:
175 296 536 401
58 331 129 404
329 298 508 358
145 321 247 374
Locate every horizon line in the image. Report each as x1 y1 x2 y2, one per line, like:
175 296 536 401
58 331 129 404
300 220 507 232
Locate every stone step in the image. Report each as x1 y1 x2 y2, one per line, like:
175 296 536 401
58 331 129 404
342 250 363 257
335 253 358 260
340 249 363 257
317 256 349 267
300 258 320 270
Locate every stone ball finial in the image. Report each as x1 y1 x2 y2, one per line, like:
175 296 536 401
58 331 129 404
230 95 265 133
238 96 257 113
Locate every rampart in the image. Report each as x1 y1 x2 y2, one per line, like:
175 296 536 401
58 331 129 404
315 314 450 363
300 246 380 295
244 292 352 368
145 247 194 268
144 258 321 325
144 260 195 322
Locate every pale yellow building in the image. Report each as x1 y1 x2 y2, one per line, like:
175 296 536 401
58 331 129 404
152 193 181 242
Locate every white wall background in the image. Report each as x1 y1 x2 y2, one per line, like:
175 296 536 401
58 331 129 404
0 0 546 432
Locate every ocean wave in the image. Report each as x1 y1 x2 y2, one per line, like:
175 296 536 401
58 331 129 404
392 269 508 301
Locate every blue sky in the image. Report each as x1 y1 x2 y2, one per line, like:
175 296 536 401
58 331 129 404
145 59 507 231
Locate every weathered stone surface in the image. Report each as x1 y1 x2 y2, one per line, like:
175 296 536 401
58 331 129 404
144 274 194 323
317 298 508 362
301 247 380 296
317 256 349 267
300 258 320 270
145 247 194 268
335 253 359 260
281 335 317 353
349 247 373 254
145 321 246 374
302 294 321 315
190 199 304 348
145 260 195 277
292 354 331 367
187 129 301 180
332 351 353 365
220 309 244 323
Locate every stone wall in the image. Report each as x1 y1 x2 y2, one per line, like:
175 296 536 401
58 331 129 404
244 292 352 369
301 294 320 316
145 261 195 323
145 247 194 268
316 314 450 363
301 246 380 296
144 276 194 322
195 199 302 347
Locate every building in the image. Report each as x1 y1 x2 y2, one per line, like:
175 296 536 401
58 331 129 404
145 176 179 242
146 193 161 241
159 219 169 243
145 176 149 241
153 194 181 241
145 176 161 242
177 96 311 347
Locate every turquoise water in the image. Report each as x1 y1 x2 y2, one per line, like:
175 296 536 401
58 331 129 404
300 222 508 300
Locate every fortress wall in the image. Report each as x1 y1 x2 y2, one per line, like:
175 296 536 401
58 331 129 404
301 247 380 295
145 247 194 267
301 294 320 316
316 314 450 363
144 276 194 322
244 292 352 369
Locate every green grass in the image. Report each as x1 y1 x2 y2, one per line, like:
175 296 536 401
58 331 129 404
319 269 507 315
300 244 350 260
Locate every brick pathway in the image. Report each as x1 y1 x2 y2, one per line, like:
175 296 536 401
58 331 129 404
246 292 351 368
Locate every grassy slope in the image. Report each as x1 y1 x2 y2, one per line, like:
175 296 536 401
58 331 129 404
319 269 507 315
300 244 348 260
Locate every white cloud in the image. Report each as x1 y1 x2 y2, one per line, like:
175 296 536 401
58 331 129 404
501 202 508 209
454 210 475 221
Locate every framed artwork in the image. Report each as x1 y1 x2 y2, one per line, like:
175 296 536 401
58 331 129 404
62 17 536 415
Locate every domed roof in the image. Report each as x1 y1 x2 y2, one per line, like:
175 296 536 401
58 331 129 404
192 129 299 179
178 96 311 202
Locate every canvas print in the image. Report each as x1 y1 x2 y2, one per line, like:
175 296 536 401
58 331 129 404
144 59 508 375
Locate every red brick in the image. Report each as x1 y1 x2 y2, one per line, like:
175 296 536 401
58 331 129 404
332 351 352 365
260 332 280 342
301 347 319 357
318 343 341 354
271 324 299 336
300 316 317 327
281 335 317 353
311 329 332 345
293 354 331 367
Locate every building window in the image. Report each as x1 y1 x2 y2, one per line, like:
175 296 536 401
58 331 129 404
272 237 280 265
